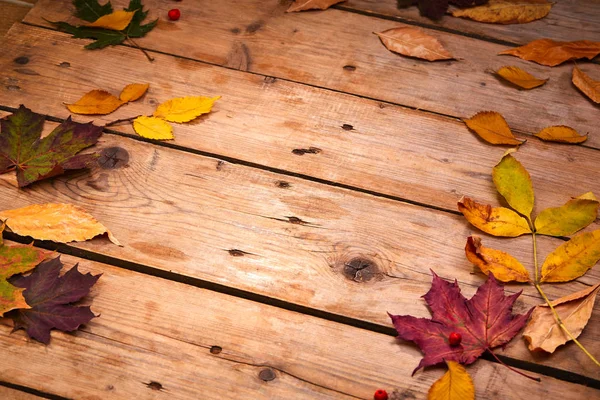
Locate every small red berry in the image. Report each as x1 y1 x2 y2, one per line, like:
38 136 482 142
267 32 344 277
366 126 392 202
449 332 462 346
168 9 181 21
374 389 388 400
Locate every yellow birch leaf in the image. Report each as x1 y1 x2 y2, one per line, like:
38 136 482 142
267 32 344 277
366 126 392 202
534 125 587 144
492 151 534 218
0 203 121 246
540 229 600 282
66 90 124 115
458 196 531 237
133 116 174 140
535 194 599 237
572 65 600 104
119 83 149 102
465 236 530 282
375 27 455 61
496 65 548 89
523 283 600 353
451 0 552 25
427 361 475 400
463 111 525 145
85 10 136 31
153 96 221 123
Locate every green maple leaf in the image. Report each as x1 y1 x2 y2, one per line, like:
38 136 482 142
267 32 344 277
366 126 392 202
0 105 103 187
72 0 113 22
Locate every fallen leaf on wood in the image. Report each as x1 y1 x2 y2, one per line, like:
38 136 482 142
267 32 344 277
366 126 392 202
119 83 149 102
375 27 454 61
534 125 587 144
0 105 102 187
451 0 552 24
462 111 524 145
0 223 53 316
492 151 534 218
66 90 124 115
286 0 345 12
540 229 600 282
572 66 600 103
389 271 532 373
133 116 174 140
458 196 531 237
85 10 136 31
428 361 475 400
523 283 600 352
535 193 598 237
0 203 121 246
499 39 600 66
153 96 221 123
8 257 100 344
465 236 530 282
495 65 547 89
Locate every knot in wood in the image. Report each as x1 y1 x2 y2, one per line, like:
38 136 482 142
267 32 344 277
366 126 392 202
98 147 129 169
343 257 376 282
258 368 276 382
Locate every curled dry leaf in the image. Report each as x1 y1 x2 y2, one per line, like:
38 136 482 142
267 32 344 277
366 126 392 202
499 39 600 67
451 0 552 24
458 196 531 237
572 66 600 104
492 151 534 218
534 125 587 144
119 83 149 102
465 236 530 282
427 361 475 400
84 10 136 31
540 229 600 282
153 96 221 123
133 116 174 140
0 203 121 246
495 65 548 89
286 0 345 12
66 90 124 115
462 111 524 145
535 193 598 237
375 27 454 62
523 283 600 353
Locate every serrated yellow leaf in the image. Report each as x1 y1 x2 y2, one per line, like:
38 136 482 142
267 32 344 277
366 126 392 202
463 111 525 145
133 116 174 140
153 96 221 123
66 90 124 115
451 0 552 25
492 152 534 218
458 196 531 237
541 229 600 282
534 125 587 143
535 194 598 237
85 10 136 31
465 236 530 282
428 361 474 400
496 65 548 89
120 83 149 102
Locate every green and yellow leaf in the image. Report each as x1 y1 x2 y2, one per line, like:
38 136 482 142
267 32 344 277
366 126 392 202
492 151 534 218
458 197 531 237
535 193 599 236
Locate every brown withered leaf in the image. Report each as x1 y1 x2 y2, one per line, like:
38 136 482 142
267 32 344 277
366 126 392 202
495 66 548 89
462 111 525 145
465 236 530 282
572 66 600 104
375 27 454 62
523 283 600 353
499 39 600 67
286 0 345 12
451 0 552 24
534 126 587 144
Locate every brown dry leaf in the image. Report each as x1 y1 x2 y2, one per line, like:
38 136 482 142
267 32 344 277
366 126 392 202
495 66 548 89
462 111 525 145
286 0 345 12
523 283 600 352
451 0 552 24
572 65 600 103
119 83 149 102
66 90 124 115
0 203 121 246
85 10 136 31
534 126 587 144
465 236 530 282
375 27 454 62
499 39 600 67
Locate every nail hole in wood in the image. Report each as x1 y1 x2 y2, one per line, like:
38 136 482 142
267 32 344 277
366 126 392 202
275 180 290 188
343 65 356 71
228 249 247 257
145 381 163 391
59 62 71 68
13 56 29 65
292 147 321 156
342 124 353 131
259 368 276 382
210 345 222 354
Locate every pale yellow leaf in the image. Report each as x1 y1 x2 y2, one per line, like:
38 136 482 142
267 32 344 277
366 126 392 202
451 0 552 24
85 10 136 31
133 116 174 140
465 236 530 282
119 83 149 103
427 361 475 400
534 125 587 143
458 196 531 237
496 65 548 89
463 111 525 145
153 96 221 123
66 90 124 115
523 283 600 352
572 65 600 104
375 27 454 62
0 203 120 246
535 194 598 237
492 152 534 218
286 0 345 12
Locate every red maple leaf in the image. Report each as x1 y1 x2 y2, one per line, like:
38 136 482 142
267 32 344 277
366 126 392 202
389 271 532 374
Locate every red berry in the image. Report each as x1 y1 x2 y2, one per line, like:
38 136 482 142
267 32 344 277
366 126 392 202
374 389 388 400
168 9 181 21
449 332 462 346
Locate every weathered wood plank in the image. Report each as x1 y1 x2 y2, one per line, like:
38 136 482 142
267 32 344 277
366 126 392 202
23 0 600 149
0 386 43 400
342 0 600 45
1 248 597 399
2 24 600 217
0 1 32 38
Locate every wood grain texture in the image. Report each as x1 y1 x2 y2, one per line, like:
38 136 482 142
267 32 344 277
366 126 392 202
0 248 597 399
23 0 600 149
2 24 600 217
0 386 44 400
0 2 30 38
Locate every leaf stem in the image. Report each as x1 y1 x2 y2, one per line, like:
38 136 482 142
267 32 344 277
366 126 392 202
486 348 540 382
126 36 154 62
532 231 539 283
105 115 142 127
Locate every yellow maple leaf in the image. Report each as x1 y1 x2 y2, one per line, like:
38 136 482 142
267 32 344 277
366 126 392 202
85 10 136 31
120 83 149 102
451 0 552 25
66 90 124 115
153 96 221 123
495 65 548 89
428 361 475 400
133 116 174 140
534 125 587 143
